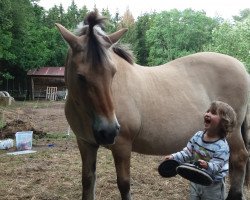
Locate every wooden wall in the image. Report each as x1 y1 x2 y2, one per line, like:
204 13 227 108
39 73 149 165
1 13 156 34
29 76 66 100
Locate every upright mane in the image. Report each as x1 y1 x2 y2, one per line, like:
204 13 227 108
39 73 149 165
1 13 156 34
77 11 134 66
83 11 108 68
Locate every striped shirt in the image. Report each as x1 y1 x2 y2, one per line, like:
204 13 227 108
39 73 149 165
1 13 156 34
172 131 229 182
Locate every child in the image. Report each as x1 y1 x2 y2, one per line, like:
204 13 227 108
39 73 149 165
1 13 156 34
165 101 236 200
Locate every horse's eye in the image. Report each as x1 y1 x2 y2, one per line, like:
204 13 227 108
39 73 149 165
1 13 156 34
78 74 86 82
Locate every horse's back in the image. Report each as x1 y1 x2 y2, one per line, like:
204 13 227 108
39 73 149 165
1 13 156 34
151 52 249 114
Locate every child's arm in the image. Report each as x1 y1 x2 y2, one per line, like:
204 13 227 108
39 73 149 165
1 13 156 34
171 146 193 163
206 146 229 176
170 136 195 163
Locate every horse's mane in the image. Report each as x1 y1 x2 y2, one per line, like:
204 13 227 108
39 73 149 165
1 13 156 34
77 11 134 66
112 43 134 65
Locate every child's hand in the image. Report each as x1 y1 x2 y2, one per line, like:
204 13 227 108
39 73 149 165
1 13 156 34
198 159 208 169
164 155 173 160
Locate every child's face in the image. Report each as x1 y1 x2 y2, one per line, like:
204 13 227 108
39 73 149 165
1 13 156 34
204 107 221 133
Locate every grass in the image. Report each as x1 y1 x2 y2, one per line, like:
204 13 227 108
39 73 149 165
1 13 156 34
0 120 5 129
0 109 6 129
45 132 72 139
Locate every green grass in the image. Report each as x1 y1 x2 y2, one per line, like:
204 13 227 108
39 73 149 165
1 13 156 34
45 132 74 140
0 109 5 128
0 120 5 129
1 100 61 110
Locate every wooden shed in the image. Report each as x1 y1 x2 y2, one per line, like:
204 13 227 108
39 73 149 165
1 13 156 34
27 67 66 100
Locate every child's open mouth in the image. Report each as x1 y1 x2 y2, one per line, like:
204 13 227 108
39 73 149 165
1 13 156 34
204 117 211 125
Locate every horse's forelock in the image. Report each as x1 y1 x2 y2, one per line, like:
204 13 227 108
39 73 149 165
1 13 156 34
84 11 106 34
82 12 108 69
76 11 106 36
75 11 134 68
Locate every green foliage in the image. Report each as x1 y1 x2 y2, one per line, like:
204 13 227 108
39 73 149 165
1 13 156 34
204 17 250 71
233 8 250 22
133 13 156 65
0 72 13 80
65 1 80 29
0 0 15 60
0 0 69 77
101 8 118 33
146 9 219 65
44 5 64 28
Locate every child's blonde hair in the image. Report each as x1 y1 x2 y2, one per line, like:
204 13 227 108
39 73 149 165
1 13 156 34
209 101 237 138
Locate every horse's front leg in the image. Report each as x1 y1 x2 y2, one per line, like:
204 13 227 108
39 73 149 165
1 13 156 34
227 130 249 200
77 138 99 200
112 143 132 200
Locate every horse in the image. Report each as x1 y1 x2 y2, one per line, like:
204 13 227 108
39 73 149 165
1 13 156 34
55 11 249 200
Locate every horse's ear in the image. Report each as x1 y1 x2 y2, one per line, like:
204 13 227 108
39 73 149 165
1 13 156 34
55 23 78 49
106 28 128 44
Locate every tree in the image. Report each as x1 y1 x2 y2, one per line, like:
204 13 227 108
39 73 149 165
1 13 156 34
0 0 15 61
117 7 136 51
0 0 40 91
65 0 80 29
101 7 116 33
79 5 89 22
8 0 58 70
233 9 250 22
45 5 63 28
133 13 156 65
146 9 218 65
119 7 135 28
204 18 250 71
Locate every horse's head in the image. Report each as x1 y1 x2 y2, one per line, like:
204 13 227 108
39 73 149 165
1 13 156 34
56 11 128 145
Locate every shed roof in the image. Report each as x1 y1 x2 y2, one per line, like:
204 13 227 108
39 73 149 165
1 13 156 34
27 67 65 77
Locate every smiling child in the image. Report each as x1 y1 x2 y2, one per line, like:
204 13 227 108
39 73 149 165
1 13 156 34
164 101 236 200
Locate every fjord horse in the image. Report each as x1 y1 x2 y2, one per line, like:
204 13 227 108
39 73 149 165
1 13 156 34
56 11 249 200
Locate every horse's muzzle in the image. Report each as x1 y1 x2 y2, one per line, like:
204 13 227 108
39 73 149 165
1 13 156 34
93 116 120 145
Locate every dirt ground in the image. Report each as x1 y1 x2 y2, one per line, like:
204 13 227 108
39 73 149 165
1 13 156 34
0 101 249 200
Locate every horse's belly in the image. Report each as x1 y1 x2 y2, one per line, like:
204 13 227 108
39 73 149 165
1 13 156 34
131 110 203 155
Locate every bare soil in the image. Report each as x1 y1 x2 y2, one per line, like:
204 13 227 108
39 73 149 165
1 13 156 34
0 101 249 200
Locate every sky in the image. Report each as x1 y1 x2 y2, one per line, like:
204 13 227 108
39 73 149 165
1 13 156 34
38 0 250 20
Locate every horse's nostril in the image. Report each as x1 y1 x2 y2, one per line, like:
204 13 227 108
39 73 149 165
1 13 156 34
116 124 120 131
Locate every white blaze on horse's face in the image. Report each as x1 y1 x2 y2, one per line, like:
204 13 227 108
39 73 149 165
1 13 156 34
55 23 126 145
